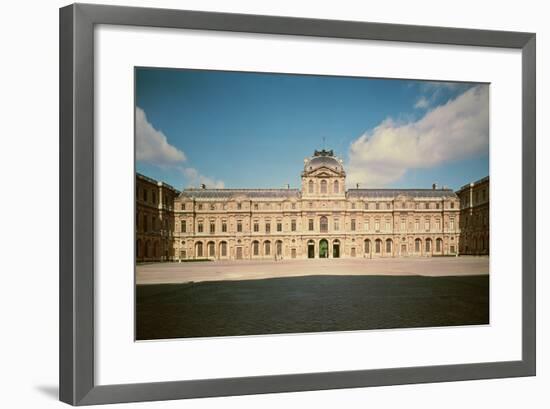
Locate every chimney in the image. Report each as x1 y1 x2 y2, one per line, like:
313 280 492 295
287 183 290 189
432 183 437 190
356 183 359 189
200 183 206 189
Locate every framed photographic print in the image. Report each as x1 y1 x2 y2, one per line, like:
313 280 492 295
59 3 536 406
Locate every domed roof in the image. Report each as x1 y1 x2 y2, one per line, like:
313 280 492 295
304 149 344 173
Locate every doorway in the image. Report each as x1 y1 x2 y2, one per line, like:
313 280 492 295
333 240 340 258
319 239 328 258
236 247 243 260
307 240 315 259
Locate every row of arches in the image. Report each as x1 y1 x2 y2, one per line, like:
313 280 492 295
307 179 340 194
136 239 164 260
462 234 489 255
166 236 456 261
306 237 448 258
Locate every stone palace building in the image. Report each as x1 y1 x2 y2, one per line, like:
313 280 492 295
136 149 489 262
456 176 490 255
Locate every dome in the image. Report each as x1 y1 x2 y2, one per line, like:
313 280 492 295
304 149 344 173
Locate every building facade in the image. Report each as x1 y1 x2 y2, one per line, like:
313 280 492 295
135 174 178 262
456 176 490 255
135 149 481 262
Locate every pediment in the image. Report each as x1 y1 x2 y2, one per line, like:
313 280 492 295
306 166 344 177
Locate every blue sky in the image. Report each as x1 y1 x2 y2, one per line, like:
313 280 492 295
135 68 489 191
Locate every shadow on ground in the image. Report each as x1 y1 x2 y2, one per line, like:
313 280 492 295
136 275 489 340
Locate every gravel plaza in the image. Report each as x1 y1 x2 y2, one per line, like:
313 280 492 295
136 256 489 340
136 256 489 285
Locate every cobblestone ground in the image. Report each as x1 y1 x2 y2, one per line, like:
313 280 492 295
136 257 489 340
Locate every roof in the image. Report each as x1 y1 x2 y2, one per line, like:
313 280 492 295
303 149 345 174
457 176 490 192
347 189 457 198
136 172 179 193
179 188 301 200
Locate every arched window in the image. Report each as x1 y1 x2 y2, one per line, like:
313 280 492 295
195 242 203 257
320 180 327 194
426 238 432 252
276 240 283 256
264 241 271 256
375 239 382 253
386 239 393 254
415 238 421 253
364 239 371 253
252 241 259 256
308 180 314 194
334 180 339 194
320 216 328 232
436 238 443 252
208 241 215 257
220 241 227 257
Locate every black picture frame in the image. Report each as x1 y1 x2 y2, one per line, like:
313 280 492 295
59 3 536 405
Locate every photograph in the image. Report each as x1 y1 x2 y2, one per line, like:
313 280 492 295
134 67 490 340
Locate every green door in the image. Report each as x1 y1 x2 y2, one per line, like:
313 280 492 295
319 239 328 258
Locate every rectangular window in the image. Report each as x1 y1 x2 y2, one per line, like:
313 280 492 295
237 203 242 210
415 219 420 231
210 222 215 234
181 220 186 233
400 218 406 232
237 220 242 232
277 221 282 232
152 192 156 204
308 219 314 231
364 219 369 231
181 203 185 210
292 203 296 209
450 218 455 230
375 220 380 232
253 221 259 232
425 219 430 232
291 219 296 231
385 219 391 231
375 202 380 210
351 219 356 231
265 222 271 234
436 219 441 231
254 203 259 210
222 220 227 232
197 221 203 233
334 218 339 231
198 204 202 210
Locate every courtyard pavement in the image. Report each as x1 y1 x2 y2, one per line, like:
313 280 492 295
136 256 489 285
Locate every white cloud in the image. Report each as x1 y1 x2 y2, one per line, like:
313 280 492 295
347 85 489 187
181 167 225 189
414 96 430 109
136 107 186 165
